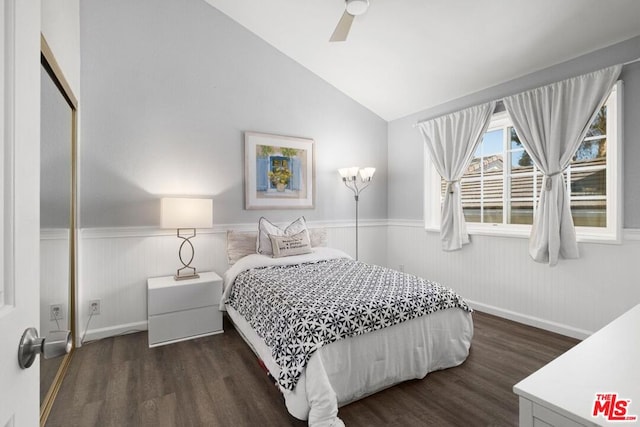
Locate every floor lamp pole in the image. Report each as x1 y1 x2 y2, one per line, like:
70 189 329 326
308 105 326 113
354 194 359 261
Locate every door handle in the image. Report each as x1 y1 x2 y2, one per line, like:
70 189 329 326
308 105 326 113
18 327 72 369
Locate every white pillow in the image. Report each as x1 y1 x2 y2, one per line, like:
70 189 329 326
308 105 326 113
309 228 327 248
227 227 326 265
256 217 309 256
226 230 257 265
269 230 312 258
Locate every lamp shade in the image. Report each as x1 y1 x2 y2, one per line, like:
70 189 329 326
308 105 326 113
160 198 212 229
338 167 360 179
359 167 376 181
346 0 369 16
338 168 350 178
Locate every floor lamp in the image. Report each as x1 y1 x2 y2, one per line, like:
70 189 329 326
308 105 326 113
338 167 375 261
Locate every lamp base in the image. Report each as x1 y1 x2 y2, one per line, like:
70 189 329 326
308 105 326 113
173 228 199 281
174 272 200 281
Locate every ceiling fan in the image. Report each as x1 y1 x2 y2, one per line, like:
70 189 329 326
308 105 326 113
330 0 370 42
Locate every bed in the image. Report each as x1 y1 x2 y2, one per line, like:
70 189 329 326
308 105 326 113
221 219 473 426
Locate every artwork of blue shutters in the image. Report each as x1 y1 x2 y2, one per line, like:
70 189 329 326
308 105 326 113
290 157 301 191
256 157 269 191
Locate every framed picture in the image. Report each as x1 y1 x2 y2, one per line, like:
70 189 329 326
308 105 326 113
244 132 315 210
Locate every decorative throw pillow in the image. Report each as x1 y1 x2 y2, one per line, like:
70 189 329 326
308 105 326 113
256 217 309 255
226 230 257 265
309 228 327 247
226 227 326 264
269 230 312 258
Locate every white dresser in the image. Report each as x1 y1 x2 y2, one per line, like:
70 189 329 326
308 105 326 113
147 271 223 347
514 304 640 426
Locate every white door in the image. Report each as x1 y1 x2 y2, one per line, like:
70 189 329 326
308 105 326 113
0 0 42 426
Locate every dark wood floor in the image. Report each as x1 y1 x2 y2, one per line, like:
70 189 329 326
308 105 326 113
46 311 578 427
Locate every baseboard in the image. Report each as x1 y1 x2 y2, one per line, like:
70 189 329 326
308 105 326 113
79 303 590 346
79 320 148 346
468 300 591 340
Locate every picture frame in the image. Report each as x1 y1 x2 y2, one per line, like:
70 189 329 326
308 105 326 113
244 132 315 210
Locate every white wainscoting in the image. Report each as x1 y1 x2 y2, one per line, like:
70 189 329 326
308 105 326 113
40 229 71 336
76 221 388 345
62 220 639 345
387 221 640 339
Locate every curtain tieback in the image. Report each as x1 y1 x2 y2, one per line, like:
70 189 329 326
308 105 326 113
445 180 459 194
543 171 562 191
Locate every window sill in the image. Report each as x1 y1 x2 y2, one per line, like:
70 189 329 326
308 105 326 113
425 223 621 244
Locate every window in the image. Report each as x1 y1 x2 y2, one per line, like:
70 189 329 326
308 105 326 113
425 82 622 242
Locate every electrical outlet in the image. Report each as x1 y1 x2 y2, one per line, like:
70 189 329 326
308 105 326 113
50 304 63 321
89 299 101 315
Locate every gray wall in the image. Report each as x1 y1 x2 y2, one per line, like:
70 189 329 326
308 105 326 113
388 36 640 228
80 0 387 227
41 66 73 228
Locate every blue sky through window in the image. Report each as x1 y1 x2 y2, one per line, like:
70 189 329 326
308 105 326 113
476 129 503 157
511 150 528 168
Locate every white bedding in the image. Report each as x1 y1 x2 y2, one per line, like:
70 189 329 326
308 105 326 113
222 247 474 426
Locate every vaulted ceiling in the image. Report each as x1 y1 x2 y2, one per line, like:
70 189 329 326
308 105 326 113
205 0 640 121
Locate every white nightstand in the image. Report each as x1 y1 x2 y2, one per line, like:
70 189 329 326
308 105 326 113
147 271 223 347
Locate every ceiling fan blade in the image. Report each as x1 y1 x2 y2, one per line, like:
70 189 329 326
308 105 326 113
330 11 354 42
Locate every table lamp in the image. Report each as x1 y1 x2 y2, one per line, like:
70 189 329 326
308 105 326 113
161 197 212 280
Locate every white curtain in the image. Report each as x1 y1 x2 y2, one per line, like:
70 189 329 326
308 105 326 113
503 65 621 265
418 101 496 251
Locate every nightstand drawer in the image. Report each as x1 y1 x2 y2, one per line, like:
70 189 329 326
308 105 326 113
148 272 221 315
148 306 222 347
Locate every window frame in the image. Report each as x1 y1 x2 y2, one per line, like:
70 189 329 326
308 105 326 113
424 81 623 243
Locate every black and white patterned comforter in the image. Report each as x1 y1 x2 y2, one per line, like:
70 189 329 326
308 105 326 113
226 252 471 391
